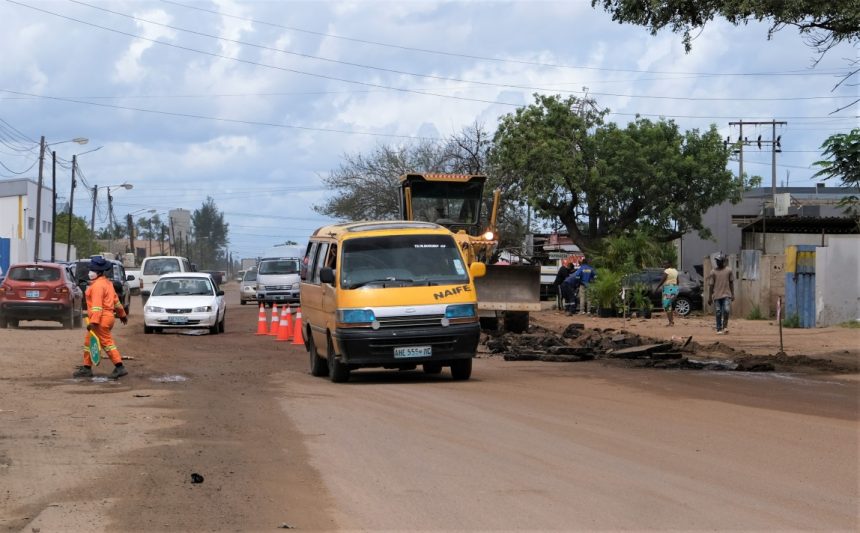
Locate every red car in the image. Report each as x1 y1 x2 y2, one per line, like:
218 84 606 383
0 263 83 329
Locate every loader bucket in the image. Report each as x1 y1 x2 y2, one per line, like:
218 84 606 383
474 264 542 312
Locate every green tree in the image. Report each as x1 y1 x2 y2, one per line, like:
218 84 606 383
55 212 97 257
590 229 677 274
317 123 529 251
813 127 860 217
590 0 859 55
191 197 229 270
492 94 738 251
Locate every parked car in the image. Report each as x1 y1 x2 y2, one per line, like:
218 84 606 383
623 268 703 317
139 255 194 304
0 262 84 328
143 272 226 334
71 258 133 315
126 269 141 295
239 269 257 305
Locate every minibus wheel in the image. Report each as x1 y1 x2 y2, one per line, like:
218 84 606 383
328 337 350 383
308 335 328 377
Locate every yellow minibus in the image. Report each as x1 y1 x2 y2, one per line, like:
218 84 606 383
300 221 486 382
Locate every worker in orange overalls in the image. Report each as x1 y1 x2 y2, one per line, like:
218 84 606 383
73 257 129 379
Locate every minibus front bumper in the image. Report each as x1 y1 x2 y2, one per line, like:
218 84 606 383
333 322 480 366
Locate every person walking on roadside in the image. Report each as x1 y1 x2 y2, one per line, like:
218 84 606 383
656 261 680 326
572 258 597 314
73 257 129 379
708 254 734 334
560 269 581 315
552 259 572 311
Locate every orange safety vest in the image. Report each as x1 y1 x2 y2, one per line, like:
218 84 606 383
86 276 127 326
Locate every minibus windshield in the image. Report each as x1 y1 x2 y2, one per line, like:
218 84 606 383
259 260 299 275
341 234 469 289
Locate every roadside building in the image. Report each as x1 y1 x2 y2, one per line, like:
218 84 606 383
0 177 56 269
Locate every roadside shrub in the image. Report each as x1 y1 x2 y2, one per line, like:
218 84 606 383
747 306 766 320
838 320 860 329
782 313 801 328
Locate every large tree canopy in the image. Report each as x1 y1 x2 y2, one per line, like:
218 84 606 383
492 94 738 251
191 197 229 270
315 123 529 250
813 127 860 217
591 0 860 55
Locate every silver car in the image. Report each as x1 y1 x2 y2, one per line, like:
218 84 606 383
240 269 257 305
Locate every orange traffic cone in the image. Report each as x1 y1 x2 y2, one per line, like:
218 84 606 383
291 307 304 345
276 306 292 342
254 303 268 335
283 305 293 340
268 303 280 336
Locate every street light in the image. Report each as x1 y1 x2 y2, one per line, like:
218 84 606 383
62 145 103 261
34 136 88 262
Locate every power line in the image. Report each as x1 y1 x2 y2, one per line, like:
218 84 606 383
3 89 853 137
159 0 850 79
68 0 855 103
0 89 441 140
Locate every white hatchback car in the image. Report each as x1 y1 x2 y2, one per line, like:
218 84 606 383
143 273 226 334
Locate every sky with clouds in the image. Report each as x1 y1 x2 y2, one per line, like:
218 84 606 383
0 0 856 260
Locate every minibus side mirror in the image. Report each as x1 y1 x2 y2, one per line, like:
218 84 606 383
469 262 486 278
320 267 335 284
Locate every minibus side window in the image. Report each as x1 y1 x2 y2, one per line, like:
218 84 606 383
301 242 318 281
326 245 337 270
311 243 329 284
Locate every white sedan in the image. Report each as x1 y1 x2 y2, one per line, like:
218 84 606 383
143 273 226 334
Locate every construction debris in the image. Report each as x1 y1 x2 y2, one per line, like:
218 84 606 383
482 325 771 372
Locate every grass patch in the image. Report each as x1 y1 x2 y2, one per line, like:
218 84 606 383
746 306 767 320
782 313 801 328
838 320 860 329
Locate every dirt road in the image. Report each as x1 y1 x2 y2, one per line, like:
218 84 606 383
1 289 857 531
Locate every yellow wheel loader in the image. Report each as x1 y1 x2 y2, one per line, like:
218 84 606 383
399 173 540 332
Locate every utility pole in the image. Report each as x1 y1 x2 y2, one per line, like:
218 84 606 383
51 150 57 261
728 120 786 197
34 136 46 262
90 184 98 234
66 155 77 261
127 213 134 256
107 190 115 255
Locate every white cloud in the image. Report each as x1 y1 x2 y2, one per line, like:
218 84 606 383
113 9 177 84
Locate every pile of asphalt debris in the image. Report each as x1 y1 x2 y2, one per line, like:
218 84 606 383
482 323 777 372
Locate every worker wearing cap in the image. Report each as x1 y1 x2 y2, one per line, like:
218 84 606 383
73 257 129 379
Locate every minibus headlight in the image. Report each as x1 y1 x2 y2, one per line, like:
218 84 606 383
338 308 376 324
445 304 476 318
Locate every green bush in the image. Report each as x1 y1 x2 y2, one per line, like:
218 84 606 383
747 306 766 320
782 313 801 328
590 270 622 309
838 320 860 329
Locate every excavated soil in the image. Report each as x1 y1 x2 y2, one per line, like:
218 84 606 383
482 313 859 375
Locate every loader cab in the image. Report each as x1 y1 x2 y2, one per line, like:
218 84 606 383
399 174 486 236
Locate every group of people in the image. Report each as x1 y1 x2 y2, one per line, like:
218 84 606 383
552 254 735 333
553 257 597 315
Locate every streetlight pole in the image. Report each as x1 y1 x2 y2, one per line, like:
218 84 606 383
65 146 102 261
33 136 87 262
51 149 56 261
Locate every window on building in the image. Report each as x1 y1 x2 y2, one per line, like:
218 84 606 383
28 217 34 230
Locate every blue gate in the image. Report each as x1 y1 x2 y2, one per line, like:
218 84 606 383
784 245 816 328
0 237 9 275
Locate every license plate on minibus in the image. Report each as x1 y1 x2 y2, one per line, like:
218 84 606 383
394 346 432 358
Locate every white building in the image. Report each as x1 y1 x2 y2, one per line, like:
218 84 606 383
0 177 55 267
